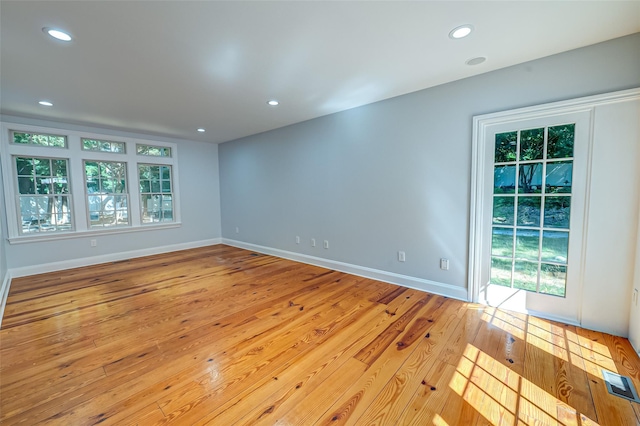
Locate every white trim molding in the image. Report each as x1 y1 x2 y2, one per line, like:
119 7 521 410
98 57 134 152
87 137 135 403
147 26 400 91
8 222 182 245
8 238 222 279
222 238 469 301
0 271 11 328
524 309 581 328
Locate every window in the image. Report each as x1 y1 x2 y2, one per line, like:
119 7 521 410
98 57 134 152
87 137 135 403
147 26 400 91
1 122 179 241
490 124 575 297
15 156 72 234
85 160 130 228
139 164 173 223
12 131 66 148
136 144 171 157
82 138 126 153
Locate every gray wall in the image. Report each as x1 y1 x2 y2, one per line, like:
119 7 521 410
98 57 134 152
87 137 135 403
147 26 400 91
219 33 640 291
1 115 221 270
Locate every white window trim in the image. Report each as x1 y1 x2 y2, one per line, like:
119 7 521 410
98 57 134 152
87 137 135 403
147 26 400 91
1 121 181 244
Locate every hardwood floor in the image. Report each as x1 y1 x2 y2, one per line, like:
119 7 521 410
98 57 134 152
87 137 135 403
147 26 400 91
1 245 639 425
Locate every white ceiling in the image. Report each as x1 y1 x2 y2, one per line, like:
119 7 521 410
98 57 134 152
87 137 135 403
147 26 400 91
1 1 639 144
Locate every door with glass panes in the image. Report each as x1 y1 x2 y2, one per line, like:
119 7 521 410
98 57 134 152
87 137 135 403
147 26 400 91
478 111 590 322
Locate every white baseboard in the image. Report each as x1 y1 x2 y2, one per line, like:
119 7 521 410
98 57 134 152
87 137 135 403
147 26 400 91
477 294 581 329
0 271 11 328
222 238 469 301
521 308 581 328
8 238 223 279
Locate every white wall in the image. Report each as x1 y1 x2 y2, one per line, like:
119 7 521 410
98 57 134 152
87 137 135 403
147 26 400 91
219 34 640 330
631 227 640 355
630 137 640 355
579 98 640 336
0 115 221 274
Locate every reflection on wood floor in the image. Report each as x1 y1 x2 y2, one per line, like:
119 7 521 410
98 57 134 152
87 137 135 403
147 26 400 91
1 245 639 425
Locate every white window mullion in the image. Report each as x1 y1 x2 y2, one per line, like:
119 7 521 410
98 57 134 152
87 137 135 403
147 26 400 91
127 159 142 226
68 134 89 232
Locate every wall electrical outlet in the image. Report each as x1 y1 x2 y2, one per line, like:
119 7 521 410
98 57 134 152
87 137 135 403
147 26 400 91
311 238 316 247
235 227 239 234
295 236 300 244
323 240 329 249
90 239 97 247
440 258 449 270
398 251 406 262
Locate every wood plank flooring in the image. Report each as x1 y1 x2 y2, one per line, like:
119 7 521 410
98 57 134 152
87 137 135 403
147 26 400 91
1 245 639 425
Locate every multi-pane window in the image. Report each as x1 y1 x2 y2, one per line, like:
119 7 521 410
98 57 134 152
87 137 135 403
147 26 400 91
139 164 173 223
84 161 130 228
490 124 574 297
15 156 72 234
3 124 178 239
82 138 126 153
12 131 66 148
136 144 171 157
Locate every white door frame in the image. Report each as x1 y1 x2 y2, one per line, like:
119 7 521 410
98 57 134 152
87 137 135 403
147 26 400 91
468 88 640 325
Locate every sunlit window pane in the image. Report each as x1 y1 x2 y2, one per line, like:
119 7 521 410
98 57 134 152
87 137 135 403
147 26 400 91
518 163 543 193
139 164 174 223
493 197 514 225
494 165 516 194
515 229 539 261
15 156 72 234
545 161 573 194
491 257 512 287
541 231 569 264
82 138 126 153
547 124 574 159
136 144 171 157
491 227 513 257
513 261 538 291
544 197 571 229
539 264 567 297
85 160 129 228
494 131 517 163
519 128 544 161
13 131 66 148
517 197 541 227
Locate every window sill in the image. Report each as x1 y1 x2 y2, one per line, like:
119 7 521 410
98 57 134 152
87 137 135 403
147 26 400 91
8 222 182 245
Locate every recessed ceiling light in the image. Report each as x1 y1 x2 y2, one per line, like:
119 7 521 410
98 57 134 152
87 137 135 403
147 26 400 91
267 100 279 106
466 56 487 66
197 128 206 133
38 100 54 107
449 25 473 39
43 27 72 42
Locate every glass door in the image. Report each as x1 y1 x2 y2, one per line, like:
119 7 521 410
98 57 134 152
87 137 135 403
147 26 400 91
491 124 574 296
477 111 591 323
